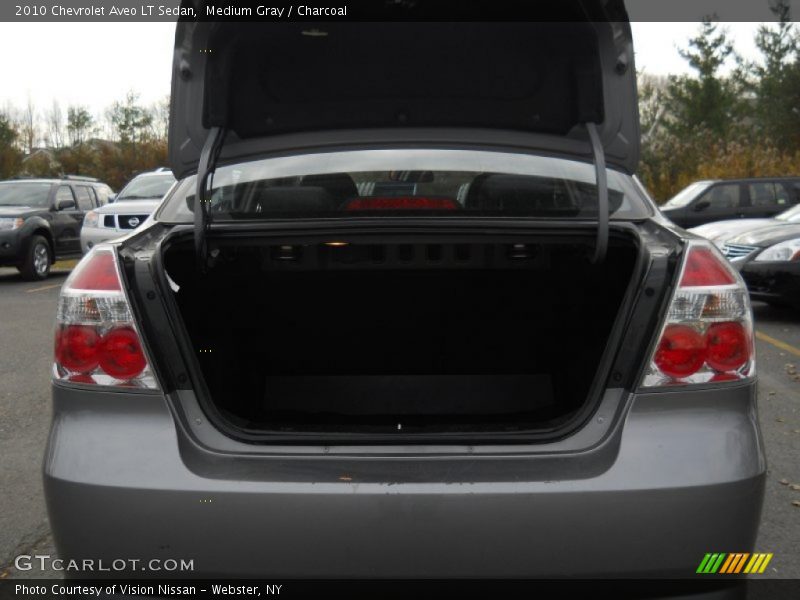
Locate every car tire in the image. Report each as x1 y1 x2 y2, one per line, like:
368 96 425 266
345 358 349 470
19 235 52 281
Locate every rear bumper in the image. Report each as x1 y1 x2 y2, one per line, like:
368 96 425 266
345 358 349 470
44 382 765 579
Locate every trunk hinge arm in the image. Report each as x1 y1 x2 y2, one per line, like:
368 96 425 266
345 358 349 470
194 126 226 273
586 122 608 264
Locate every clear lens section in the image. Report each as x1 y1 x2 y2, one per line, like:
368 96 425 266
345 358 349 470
57 293 132 324
666 288 749 322
53 247 158 389
641 242 755 388
84 210 99 228
0 217 23 230
754 238 800 262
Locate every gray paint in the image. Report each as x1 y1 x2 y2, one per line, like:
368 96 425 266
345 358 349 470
44 381 765 578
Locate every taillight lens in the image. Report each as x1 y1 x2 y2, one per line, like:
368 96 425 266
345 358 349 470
53 246 158 389
641 241 754 387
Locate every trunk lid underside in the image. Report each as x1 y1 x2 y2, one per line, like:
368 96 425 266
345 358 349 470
169 4 639 177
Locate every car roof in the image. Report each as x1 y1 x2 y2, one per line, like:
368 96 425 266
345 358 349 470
0 178 109 186
131 169 174 178
707 176 800 184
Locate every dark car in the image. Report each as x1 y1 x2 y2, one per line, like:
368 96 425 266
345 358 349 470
660 177 800 228
44 8 765 586
722 223 800 309
0 176 114 279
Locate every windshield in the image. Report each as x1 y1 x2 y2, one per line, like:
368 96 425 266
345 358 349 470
662 181 713 209
157 150 651 222
776 203 800 222
117 173 175 201
0 182 52 208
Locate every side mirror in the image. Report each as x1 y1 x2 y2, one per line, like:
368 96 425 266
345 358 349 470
57 199 76 211
693 200 711 212
107 194 117 204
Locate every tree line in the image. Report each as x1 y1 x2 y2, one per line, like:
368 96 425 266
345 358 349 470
639 2 800 201
0 92 168 190
1 6 799 201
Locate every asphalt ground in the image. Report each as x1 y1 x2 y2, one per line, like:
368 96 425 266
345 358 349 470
0 264 797 579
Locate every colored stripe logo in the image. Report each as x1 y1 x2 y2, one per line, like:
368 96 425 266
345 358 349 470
697 553 773 574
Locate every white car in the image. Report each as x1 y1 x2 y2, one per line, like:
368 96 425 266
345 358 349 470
689 203 800 249
80 168 176 253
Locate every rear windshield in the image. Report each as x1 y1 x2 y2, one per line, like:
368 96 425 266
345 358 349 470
662 181 713 209
0 182 52 208
157 150 652 222
117 173 176 201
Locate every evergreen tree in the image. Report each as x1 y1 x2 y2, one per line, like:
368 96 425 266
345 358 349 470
663 19 743 139
751 0 800 152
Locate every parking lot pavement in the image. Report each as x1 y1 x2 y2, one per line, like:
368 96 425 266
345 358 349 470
0 266 71 580
0 266 798 579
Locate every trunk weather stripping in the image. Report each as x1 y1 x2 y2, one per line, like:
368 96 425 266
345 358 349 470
194 126 226 272
586 122 608 264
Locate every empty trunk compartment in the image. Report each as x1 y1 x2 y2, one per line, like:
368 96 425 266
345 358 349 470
163 232 640 441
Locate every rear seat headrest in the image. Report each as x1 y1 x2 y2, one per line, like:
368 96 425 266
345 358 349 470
465 174 574 211
251 186 336 212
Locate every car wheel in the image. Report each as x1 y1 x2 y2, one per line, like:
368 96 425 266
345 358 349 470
19 235 52 281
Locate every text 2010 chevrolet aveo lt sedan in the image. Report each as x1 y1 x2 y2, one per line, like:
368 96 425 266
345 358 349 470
44 5 765 586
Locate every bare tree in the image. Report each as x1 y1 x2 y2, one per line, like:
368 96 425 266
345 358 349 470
45 100 65 148
150 96 170 142
20 96 38 154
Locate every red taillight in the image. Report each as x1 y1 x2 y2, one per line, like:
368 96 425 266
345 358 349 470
344 197 459 210
654 325 707 378
55 325 101 373
680 246 736 287
54 247 157 388
642 242 754 387
705 321 749 372
99 327 147 379
67 251 121 291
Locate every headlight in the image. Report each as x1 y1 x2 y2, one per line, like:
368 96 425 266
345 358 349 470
0 217 24 231
754 238 800 262
84 210 99 228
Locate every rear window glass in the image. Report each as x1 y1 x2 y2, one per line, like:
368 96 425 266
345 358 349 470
118 173 176 201
157 150 651 222
703 183 742 209
662 181 713 209
0 182 52 208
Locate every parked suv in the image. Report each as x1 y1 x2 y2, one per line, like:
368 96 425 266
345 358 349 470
660 177 800 228
0 176 113 279
80 168 176 253
44 11 765 586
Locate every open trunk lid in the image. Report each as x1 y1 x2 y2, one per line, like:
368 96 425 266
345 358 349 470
168 1 640 178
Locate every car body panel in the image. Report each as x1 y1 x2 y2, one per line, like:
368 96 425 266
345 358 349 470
689 219 774 247
725 222 800 248
45 382 764 578
739 261 800 308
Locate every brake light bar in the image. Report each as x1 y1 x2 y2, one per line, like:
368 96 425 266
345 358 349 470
53 246 158 389
344 197 459 211
641 241 754 388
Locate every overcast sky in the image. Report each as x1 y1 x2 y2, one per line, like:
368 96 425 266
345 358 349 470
0 22 765 117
